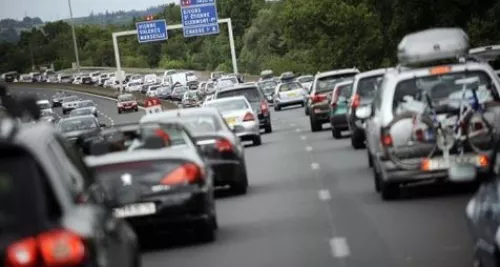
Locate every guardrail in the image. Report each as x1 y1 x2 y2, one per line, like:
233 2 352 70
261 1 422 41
9 83 179 110
56 66 260 81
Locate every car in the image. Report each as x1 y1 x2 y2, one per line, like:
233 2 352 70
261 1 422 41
85 122 218 242
61 95 81 114
156 86 172 100
216 76 239 90
51 91 68 107
36 99 53 114
273 79 306 111
140 82 156 94
146 84 163 97
257 79 278 104
213 84 272 133
140 107 249 194
308 68 360 132
57 115 106 146
296 75 314 90
182 90 200 108
259 70 274 81
204 96 262 145
346 68 392 148
363 28 499 200
0 94 140 267
210 71 225 81
117 94 139 113
40 109 57 123
68 107 96 118
329 80 354 139
77 99 98 116
169 85 189 102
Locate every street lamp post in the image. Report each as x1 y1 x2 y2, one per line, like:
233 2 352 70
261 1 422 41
67 0 81 73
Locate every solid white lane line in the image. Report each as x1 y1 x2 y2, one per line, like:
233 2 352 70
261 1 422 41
305 146 313 152
290 123 296 126
311 162 320 170
296 128 302 133
329 237 350 258
300 135 307 140
318 189 331 201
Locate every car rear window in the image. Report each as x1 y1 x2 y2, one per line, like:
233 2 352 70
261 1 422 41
182 115 221 134
217 87 261 102
206 99 249 112
279 82 302 92
337 83 353 98
118 95 135 102
315 73 357 93
356 75 384 100
0 148 61 236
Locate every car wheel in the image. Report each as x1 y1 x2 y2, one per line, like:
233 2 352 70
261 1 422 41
118 109 122 114
310 115 322 132
301 102 305 107
380 180 399 200
367 150 373 168
332 127 342 139
253 135 262 146
197 216 217 243
274 105 280 111
305 106 310 116
351 129 365 149
135 107 139 112
264 123 272 133
232 164 248 195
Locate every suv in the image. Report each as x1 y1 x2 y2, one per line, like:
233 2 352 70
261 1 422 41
308 68 360 132
214 85 272 133
363 28 500 200
347 68 392 148
273 79 306 110
0 94 140 267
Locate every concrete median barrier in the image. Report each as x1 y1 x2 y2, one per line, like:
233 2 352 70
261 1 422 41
8 82 179 110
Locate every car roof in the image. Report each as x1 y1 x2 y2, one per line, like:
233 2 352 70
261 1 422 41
388 61 492 81
297 75 313 78
316 68 360 78
219 84 258 92
335 80 354 86
208 95 248 104
355 68 394 79
36 100 50 104
141 107 220 123
59 115 96 121
84 145 200 168
72 107 93 111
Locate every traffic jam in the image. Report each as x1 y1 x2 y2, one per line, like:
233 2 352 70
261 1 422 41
3 28 500 267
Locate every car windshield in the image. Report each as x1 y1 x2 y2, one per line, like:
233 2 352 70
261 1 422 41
258 81 277 93
217 87 261 102
279 82 302 92
184 91 198 100
37 102 51 109
298 76 313 83
316 73 357 93
58 117 97 132
356 75 383 100
79 101 95 107
392 70 495 113
70 108 92 116
118 95 135 102
182 115 221 134
62 96 79 102
173 87 188 95
206 99 249 112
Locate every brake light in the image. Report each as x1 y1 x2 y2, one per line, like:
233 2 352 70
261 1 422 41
381 133 393 147
243 112 255 121
414 129 424 142
5 230 85 267
351 94 360 108
260 100 268 114
215 138 233 152
160 163 204 185
311 94 327 103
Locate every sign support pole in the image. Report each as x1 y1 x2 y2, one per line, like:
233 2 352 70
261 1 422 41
111 18 238 89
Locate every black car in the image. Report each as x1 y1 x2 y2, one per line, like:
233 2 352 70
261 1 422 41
2 71 19 83
57 115 106 152
141 107 249 194
85 122 218 242
0 96 140 267
213 85 272 133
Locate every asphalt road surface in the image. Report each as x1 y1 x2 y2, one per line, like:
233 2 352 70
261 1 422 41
12 86 476 267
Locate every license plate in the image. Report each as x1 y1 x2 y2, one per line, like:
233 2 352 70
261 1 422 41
113 203 156 218
225 117 237 125
426 156 479 170
288 92 297 97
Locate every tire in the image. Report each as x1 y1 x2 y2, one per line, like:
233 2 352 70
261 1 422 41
367 150 373 168
305 106 310 116
310 115 322 132
232 164 248 195
332 127 342 139
373 165 381 192
253 135 262 146
135 107 139 112
264 123 272 133
380 181 400 200
274 105 281 111
118 109 122 114
350 129 365 149
301 102 305 107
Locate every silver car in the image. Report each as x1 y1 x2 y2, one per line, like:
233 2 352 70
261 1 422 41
204 96 261 146
273 81 307 111
77 100 97 116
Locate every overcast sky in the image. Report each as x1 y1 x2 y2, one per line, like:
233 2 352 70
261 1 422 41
1 0 176 21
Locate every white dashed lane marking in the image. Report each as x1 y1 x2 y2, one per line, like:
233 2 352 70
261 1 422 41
295 128 302 133
305 146 313 152
97 111 114 126
329 237 350 258
311 162 320 170
318 189 331 201
300 135 307 140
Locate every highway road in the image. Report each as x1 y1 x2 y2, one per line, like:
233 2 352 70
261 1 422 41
13 86 476 267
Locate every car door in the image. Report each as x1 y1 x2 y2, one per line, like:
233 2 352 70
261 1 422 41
366 80 384 156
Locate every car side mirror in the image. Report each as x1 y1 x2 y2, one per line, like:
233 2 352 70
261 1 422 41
355 105 372 119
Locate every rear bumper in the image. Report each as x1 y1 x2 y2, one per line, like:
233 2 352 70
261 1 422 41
330 113 348 129
275 99 304 107
311 108 330 122
119 105 138 111
124 190 212 234
207 158 244 186
258 113 271 128
233 122 260 140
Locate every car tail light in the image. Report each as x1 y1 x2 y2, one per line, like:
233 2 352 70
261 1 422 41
5 229 85 267
243 112 255 121
311 94 327 103
380 128 393 147
215 138 233 152
160 163 205 185
260 100 268 114
351 94 360 108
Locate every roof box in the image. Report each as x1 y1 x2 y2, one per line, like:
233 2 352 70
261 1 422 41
397 28 469 66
